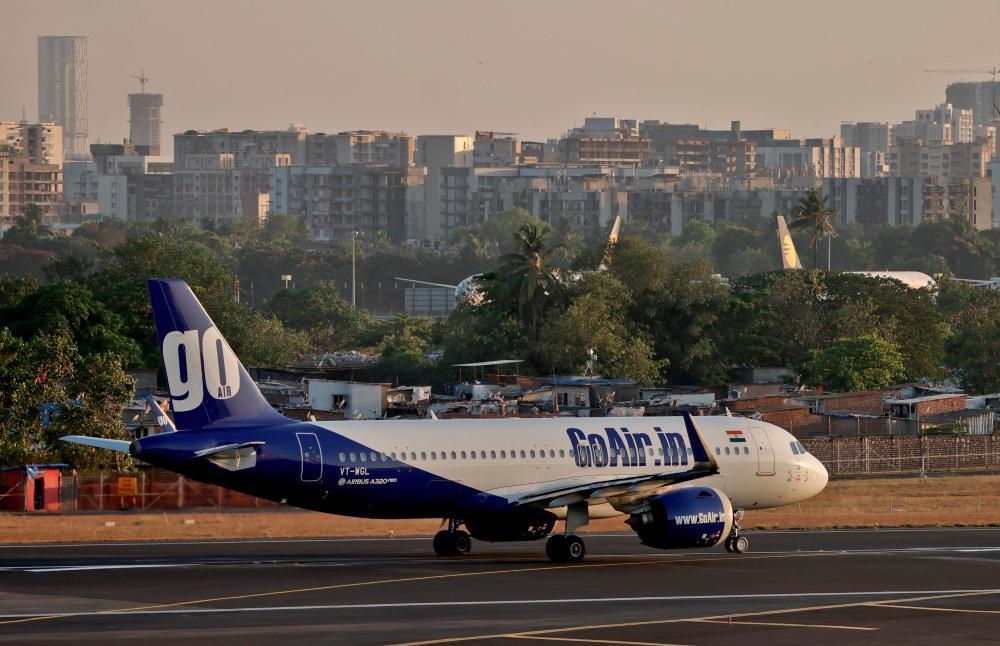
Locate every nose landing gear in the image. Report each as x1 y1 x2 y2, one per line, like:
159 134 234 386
724 510 750 554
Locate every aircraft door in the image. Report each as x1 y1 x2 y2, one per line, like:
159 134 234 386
748 427 775 476
296 432 324 482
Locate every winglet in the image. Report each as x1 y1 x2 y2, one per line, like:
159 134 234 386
683 412 718 469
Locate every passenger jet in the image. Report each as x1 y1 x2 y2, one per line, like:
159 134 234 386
63 279 828 562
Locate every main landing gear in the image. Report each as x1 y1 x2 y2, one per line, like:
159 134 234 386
433 519 471 556
724 509 750 554
545 534 586 563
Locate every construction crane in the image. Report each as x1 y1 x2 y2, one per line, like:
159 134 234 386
130 70 149 94
923 67 1000 120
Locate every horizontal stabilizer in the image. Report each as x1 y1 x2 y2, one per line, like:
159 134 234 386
192 441 265 458
60 436 131 453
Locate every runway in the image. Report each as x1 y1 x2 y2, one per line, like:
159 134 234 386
0 528 998 644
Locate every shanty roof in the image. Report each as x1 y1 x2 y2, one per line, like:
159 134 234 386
452 360 523 368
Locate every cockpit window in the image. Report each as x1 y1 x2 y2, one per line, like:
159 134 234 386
796 441 808 454
790 441 800 455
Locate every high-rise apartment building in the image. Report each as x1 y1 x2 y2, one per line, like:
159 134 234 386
37 36 88 160
128 93 164 151
305 131 413 166
0 122 63 166
946 81 1000 129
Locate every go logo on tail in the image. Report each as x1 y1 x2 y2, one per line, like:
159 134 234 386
163 327 241 412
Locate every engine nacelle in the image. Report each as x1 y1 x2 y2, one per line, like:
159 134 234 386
626 486 733 550
464 508 557 542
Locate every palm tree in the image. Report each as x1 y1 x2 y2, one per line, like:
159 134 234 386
790 189 837 270
497 222 564 334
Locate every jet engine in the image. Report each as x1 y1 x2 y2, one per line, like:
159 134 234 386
626 486 733 550
464 508 557 542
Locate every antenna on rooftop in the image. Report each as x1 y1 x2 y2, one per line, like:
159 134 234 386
131 70 149 94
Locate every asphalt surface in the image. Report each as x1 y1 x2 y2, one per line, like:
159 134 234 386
0 528 998 645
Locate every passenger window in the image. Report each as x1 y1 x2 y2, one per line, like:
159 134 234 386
714 447 720 456
559 449 565 458
349 452 357 462
549 449 555 458
470 451 476 460
658 448 664 456
461 451 467 459
451 451 457 460
430 451 437 460
420 452 427 460
500 450 507 459
410 452 416 461
440 451 447 461
390 452 396 460
530 450 536 458
520 450 526 459
490 450 497 459
744 447 749 455
480 451 486 459
360 452 367 462
339 452 346 462
371 452 378 462
725 447 730 455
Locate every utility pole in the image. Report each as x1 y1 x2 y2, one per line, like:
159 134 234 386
351 229 357 307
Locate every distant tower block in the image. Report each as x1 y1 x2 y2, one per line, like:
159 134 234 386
128 92 163 152
37 36 88 159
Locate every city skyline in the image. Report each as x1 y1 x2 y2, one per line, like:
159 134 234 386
5 0 1000 156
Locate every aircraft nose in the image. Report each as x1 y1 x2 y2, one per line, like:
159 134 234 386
814 458 829 493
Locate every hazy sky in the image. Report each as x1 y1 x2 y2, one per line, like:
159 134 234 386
5 0 1000 156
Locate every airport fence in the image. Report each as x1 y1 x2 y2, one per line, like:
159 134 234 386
54 469 279 512
802 434 1000 477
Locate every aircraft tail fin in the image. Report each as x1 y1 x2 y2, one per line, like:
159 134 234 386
147 279 292 431
776 215 803 270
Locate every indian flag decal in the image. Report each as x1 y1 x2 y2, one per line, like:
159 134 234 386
726 430 747 443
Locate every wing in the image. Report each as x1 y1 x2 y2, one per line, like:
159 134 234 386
512 413 719 508
60 435 132 453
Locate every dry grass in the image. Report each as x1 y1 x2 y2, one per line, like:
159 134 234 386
2 475 998 544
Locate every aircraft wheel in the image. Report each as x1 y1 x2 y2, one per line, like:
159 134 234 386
564 535 586 563
433 530 454 556
724 537 735 553
545 535 567 562
452 530 472 556
732 535 750 554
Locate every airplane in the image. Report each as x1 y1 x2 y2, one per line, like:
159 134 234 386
395 215 624 307
62 279 829 563
776 215 935 289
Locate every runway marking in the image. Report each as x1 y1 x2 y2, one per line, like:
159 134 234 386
868 603 1000 614
0 550 921 626
5 589 1000 619
1 526 997 549
23 563 202 573
692 618 876 631
505 636 690 645
392 589 1000 645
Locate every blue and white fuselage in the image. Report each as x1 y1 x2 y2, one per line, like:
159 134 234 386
63 279 828 562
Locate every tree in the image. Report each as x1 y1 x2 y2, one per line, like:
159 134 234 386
799 335 905 391
0 330 75 466
3 204 52 245
496 222 563 334
265 281 370 351
532 291 663 384
790 189 837 270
